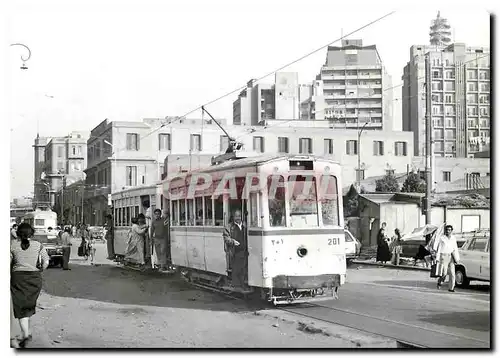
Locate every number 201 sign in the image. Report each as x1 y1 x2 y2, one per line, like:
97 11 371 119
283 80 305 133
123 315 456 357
328 238 340 246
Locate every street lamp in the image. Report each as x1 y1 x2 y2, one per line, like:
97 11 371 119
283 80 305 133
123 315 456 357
10 43 31 70
357 120 371 191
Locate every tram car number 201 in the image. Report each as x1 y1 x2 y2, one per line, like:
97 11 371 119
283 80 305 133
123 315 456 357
328 238 340 245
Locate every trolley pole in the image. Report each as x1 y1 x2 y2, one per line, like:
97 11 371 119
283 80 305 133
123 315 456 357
424 55 433 224
61 177 65 225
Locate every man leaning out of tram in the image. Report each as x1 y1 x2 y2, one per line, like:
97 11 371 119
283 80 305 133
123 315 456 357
222 210 247 288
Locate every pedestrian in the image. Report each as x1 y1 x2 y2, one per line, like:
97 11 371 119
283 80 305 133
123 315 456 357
222 209 247 289
376 227 391 264
125 215 148 269
88 231 97 265
391 228 403 266
10 223 50 348
436 225 460 292
11 224 18 241
105 214 115 261
151 209 169 271
61 226 73 270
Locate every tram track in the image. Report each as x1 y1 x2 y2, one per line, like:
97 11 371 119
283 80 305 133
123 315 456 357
183 278 489 348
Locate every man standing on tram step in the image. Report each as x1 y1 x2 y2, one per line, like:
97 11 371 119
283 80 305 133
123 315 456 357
61 226 73 270
143 200 154 267
151 209 169 271
223 209 248 288
105 214 115 260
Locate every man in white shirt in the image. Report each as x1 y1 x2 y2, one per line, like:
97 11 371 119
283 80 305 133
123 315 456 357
436 225 460 292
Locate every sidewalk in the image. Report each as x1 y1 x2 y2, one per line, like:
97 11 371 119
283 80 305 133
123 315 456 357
352 257 431 272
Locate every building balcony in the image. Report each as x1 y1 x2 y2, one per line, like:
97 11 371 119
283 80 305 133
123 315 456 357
356 73 382 79
358 103 382 108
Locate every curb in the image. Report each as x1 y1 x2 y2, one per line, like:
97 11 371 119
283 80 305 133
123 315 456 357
352 260 431 272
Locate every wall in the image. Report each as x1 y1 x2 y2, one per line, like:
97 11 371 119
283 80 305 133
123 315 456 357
275 72 299 120
443 207 490 232
379 202 422 237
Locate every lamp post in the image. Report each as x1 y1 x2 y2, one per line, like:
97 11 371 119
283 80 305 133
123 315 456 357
10 43 31 70
357 121 370 190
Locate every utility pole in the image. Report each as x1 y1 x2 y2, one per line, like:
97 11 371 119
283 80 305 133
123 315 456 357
61 176 65 225
424 55 433 224
81 183 85 224
357 121 370 190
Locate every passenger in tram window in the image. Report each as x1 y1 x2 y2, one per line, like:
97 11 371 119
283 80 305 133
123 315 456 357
223 210 248 288
152 209 169 272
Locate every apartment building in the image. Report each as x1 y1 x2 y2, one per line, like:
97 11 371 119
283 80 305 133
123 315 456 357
402 43 490 157
33 132 87 211
313 39 394 131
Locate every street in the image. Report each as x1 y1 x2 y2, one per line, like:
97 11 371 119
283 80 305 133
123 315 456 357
15 238 490 348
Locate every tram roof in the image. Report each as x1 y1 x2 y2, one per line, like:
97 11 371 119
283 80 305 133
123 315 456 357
198 154 340 174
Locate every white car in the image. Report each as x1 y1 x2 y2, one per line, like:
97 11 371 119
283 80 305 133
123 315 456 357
455 233 490 288
345 230 361 264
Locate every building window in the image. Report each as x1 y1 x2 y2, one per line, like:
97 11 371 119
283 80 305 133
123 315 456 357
159 165 165 180
443 171 451 182
126 133 139 151
72 146 76 155
355 169 365 182
394 142 408 156
57 146 64 157
324 139 333 155
159 133 171 151
277 137 289 153
299 138 312 154
190 134 202 152
373 141 384 156
95 142 101 158
57 161 65 171
253 136 265 153
126 166 137 186
220 135 229 152
77 146 82 155
346 140 358 155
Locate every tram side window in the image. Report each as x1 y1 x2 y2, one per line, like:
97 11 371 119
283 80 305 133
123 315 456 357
171 200 178 226
268 175 286 227
126 207 131 226
35 219 44 226
249 192 260 227
204 196 213 226
187 199 194 226
288 175 319 228
195 197 203 225
179 200 186 226
214 196 224 226
134 206 139 219
320 175 340 226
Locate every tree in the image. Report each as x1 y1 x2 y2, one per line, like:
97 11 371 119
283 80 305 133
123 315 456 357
375 173 400 192
343 185 366 217
402 171 426 193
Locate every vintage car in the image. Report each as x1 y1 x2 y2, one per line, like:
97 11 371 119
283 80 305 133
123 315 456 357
33 233 64 267
345 229 361 264
455 231 490 288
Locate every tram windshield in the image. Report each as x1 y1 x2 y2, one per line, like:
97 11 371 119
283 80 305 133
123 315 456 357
288 175 319 228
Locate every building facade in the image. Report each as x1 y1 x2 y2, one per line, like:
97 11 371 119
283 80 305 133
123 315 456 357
33 136 51 209
402 43 490 157
312 39 394 131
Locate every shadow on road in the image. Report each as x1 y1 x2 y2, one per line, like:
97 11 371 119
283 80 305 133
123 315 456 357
372 280 490 293
41 264 263 313
418 311 490 332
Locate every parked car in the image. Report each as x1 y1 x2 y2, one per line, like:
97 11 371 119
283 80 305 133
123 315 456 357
33 233 64 267
88 226 105 240
345 229 361 264
455 232 490 288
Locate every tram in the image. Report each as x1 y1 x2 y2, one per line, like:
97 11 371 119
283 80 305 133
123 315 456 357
22 208 58 234
111 151 346 305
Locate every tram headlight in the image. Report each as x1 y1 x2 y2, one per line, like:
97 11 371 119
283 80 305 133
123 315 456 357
297 246 308 258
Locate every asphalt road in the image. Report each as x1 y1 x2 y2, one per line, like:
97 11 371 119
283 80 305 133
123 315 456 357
19 238 490 348
285 266 490 348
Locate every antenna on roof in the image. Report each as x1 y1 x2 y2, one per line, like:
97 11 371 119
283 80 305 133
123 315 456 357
201 106 243 154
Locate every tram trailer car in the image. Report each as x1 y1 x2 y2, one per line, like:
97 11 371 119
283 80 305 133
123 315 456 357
164 154 346 305
111 184 160 261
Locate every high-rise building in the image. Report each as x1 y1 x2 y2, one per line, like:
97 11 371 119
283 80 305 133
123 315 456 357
402 43 490 157
312 39 394 131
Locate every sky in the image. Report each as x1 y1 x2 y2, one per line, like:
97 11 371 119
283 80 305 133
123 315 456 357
4 0 492 200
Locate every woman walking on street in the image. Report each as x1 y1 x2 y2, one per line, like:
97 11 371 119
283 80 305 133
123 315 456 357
10 223 49 348
376 227 391 264
391 228 403 266
125 215 148 269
